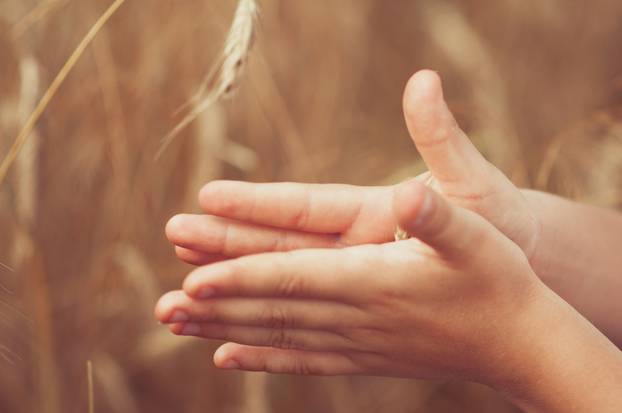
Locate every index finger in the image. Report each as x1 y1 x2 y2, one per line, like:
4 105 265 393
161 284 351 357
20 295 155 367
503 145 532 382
182 245 383 303
198 180 393 234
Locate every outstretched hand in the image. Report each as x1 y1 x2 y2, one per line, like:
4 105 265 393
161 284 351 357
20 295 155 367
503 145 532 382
166 71 540 266
157 179 545 385
156 70 622 413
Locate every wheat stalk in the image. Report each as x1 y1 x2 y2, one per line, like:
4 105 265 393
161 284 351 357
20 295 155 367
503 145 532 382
156 0 259 159
12 0 71 38
0 0 126 186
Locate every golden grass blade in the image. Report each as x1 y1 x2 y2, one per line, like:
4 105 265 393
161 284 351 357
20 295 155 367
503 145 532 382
156 0 259 159
11 0 71 38
0 0 126 186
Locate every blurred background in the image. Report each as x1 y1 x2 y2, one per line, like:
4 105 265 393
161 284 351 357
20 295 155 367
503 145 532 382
1 1 622 412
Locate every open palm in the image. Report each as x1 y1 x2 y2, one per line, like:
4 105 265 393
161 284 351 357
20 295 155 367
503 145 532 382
166 71 539 265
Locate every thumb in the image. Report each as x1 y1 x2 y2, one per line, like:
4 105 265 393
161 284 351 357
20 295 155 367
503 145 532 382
393 179 492 259
403 70 489 184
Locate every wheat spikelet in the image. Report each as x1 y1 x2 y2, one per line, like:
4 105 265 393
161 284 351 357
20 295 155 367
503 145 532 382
157 0 259 159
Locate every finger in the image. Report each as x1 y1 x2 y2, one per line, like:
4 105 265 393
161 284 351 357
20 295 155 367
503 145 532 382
155 290 364 330
198 180 394 236
166 214 341 257
404 74 539 255
169 323 354 352
394 179 493 259
403 70 490 185
183 246 380 302
174 246 227 266
213 343 362 375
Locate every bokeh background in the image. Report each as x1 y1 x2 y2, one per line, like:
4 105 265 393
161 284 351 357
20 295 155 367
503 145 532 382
1 1 622 412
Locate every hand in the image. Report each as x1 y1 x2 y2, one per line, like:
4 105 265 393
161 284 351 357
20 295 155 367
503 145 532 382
166 70 541 267
158 70 622 412
156 181 545 386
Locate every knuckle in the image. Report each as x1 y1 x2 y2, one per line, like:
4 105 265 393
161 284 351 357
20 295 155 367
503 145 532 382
225 260 246 293
268 328 294 350
277 273 304 298
263 356 316 375
200 303 218 322
375 282 405 304
292 208 310 230
290 191 311 230
262 305 291 330
202 323 226 339
333 326 362 348
219 221 232 256
292 359 314 376
271 230 289 252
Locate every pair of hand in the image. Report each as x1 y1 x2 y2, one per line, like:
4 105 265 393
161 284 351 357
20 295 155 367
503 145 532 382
155 71 549 388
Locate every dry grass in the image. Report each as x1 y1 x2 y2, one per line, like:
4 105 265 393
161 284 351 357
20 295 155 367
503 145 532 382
159 0 259 158
1 1 622 412
0 0 126 185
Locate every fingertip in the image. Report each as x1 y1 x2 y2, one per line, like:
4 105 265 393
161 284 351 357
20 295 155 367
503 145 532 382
393 179 431 233
198 180 235 211
165 214 191 244
168 323 185 335
154 290 183 322
396 180 489 258
175 246 227 266
198 181 218 208
403 69 443 117
213 343 229 365
213 343 241 369
182 267 218 299
174 245 194 262
182 274 200 298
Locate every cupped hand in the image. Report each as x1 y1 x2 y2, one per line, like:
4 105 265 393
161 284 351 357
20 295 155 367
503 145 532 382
156 180 545 385
166 70 540 266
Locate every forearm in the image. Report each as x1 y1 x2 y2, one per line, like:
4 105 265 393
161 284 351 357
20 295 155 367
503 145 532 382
523 189 622 346
497 287 622 413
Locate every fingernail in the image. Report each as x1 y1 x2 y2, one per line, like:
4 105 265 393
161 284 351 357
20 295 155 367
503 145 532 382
169 310 189 323
180 323 201 335
221 359 240 369
412 190 432 228
197 286 216 299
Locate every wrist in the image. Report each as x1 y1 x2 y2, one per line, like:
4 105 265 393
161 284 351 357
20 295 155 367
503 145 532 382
489 284 622 412
519 189 553 277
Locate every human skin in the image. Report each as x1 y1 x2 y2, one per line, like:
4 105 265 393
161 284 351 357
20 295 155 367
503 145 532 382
164 70 622 346
156 179 622 412
156 71 622 411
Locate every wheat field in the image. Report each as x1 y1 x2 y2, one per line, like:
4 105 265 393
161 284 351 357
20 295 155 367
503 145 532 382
1 1 622 412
